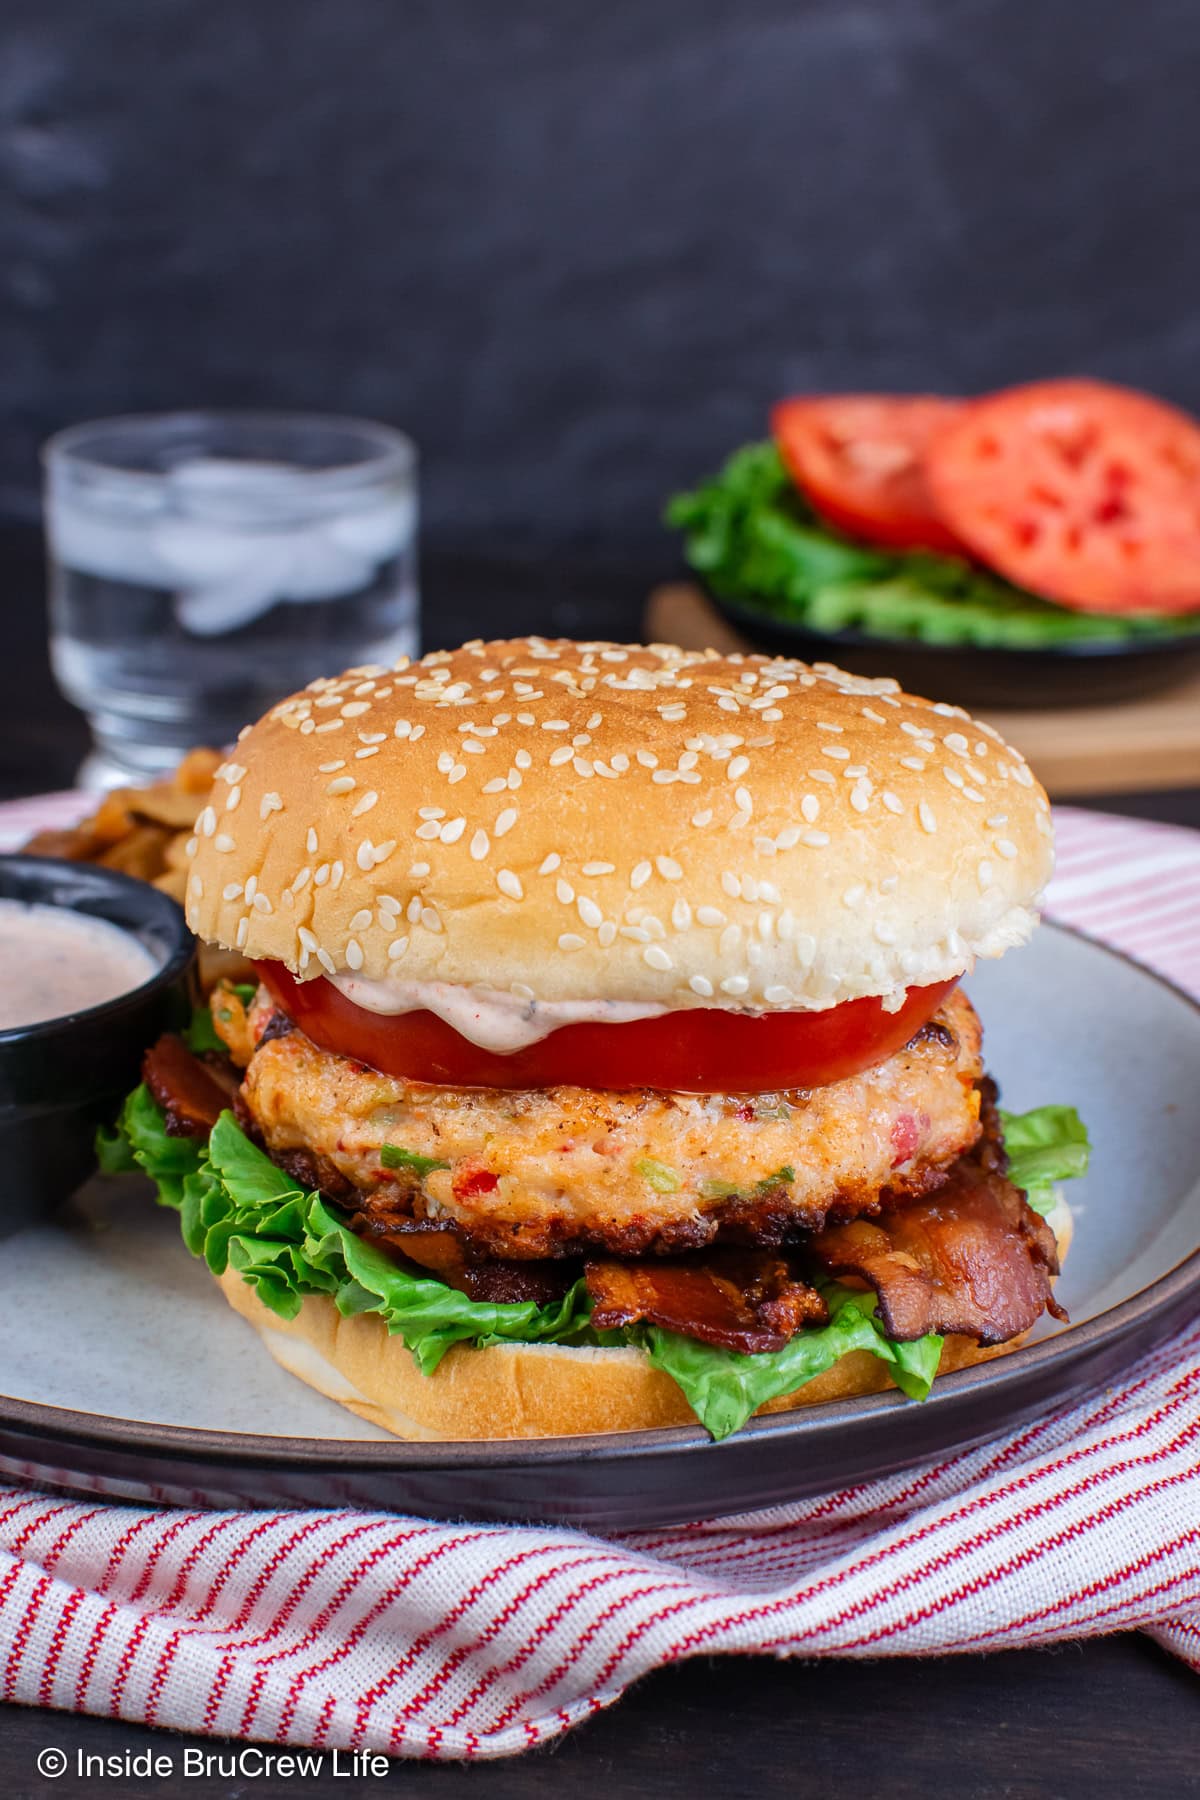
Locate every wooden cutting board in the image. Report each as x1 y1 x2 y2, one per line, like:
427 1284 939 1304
644 583 1200 798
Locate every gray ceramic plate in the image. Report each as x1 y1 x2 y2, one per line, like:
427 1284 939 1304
1 922 1198 1528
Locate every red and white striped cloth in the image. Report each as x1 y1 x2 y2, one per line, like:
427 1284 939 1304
1 800 1199 1758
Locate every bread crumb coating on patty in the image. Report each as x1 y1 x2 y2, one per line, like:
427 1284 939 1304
227 985 984 1259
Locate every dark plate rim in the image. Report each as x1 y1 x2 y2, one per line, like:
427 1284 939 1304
710 588 1200 662
1 920 1197 1473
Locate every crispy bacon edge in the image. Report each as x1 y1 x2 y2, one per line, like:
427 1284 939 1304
810 1089 1066 1347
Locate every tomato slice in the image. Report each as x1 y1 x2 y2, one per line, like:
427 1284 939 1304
255 962 957 1094
772 394 966 554
923 379 1200 614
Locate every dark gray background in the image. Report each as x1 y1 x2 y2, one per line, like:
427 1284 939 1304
3 0 1198 565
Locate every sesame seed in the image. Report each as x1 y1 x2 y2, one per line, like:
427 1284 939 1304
919 802 937 834
213 833 235 853
225 785 241 812
598 920 617 947
900 756 926 772
943 767 964 789
727 755 750 779
243 875 258 903
987 813 1009 827
341 700 370 718
197 805 217 838
764 984 795 1004
291 867 312 892
539 853 561 875
719 974 749 996
850 786 870 813
689 974 714 998
843 884 865 908
978 859 994 889
440 816 466 844
356 841 376 871
497 869 523 900
995 838 1019 859
415 820 441 840
816 721 844 733
721 871 740 898
352 791 379 817
629 861 651 891
558 932 586 951
556 878 575 905
469 829 489 861
420 906 443 932
318 760 345 774
656 856 683 881
719 924 742 957
349 908 373 932
944 732 969 753
692 810 713 828
370 842 395 866
495 808 518 836
258 793 282 821
326 776 355 796
822 745 851 761
671 898 692 931
576 895 602 929
696 906 725 927
582 861 615 875
882 791 903 814
801 830 830 848
345 938 364 971
809 769 836 785
549 745 573 767
620 925 650 943
644 945 673 972
387 937 410 960
235 918 249 949
316 948 336 974
221 882 243 902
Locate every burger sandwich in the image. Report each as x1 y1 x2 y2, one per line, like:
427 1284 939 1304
102 638 1089 1440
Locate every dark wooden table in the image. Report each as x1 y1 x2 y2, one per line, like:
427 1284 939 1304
3 533 1198 1798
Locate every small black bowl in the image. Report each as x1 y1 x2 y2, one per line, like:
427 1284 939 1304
0 855 196 1235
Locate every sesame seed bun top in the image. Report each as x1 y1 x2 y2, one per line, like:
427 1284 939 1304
184 638 1053 1013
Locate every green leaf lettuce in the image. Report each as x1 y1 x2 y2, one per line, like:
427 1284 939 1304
100 1087 1087 1438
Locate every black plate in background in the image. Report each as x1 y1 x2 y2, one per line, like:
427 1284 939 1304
710 590 1200 711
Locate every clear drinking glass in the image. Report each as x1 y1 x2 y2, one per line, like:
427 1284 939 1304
43 411 419 788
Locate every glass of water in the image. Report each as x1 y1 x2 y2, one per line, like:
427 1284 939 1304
43 411 419 788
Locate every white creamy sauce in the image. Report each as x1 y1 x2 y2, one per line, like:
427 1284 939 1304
0 899 159 1030
329 972 674 1051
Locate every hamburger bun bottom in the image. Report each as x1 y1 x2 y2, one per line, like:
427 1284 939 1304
215 1192 1071 1440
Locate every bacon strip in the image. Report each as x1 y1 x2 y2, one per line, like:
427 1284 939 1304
354 1217 576 1306
142 1034 239 1139
585 1251 828 1354
810 1155 1064 1345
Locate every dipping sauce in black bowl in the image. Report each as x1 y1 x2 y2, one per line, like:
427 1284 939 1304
0 855 195 1234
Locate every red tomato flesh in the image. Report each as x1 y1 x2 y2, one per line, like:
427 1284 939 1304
924 378 1200 615
255 962 957 1094
772 394 966 554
